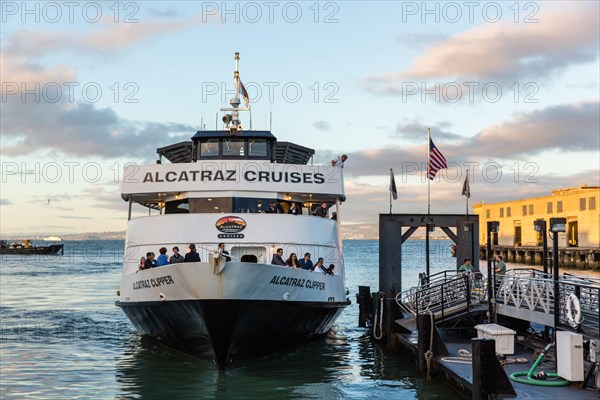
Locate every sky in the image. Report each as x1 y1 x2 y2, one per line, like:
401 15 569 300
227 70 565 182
1 1 599 235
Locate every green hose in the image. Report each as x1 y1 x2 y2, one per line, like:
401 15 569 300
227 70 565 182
509 344 570 387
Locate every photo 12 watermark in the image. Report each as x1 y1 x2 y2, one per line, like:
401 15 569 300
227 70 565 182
1 1 140 24
202 81 340 104
200 1 340 24
401 1 540 24
2 81 140 104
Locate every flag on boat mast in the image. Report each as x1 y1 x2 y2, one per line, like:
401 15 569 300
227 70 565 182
389 168 397 214
462 169 470 198
239 80 250 108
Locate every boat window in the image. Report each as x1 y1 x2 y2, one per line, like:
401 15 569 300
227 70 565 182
233 198 271 213
248 139 267 157
200 138 219 157
190 198 232 213
223 138 245 157
231 246 267 263
165 199 189 214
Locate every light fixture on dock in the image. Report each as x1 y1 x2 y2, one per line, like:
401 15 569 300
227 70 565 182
533 219 549 274
533 219 546 232
549 217 566 233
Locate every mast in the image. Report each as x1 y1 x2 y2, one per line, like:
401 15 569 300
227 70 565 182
220 52 248 134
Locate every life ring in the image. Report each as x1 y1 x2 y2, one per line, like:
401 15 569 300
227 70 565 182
565 293 582 328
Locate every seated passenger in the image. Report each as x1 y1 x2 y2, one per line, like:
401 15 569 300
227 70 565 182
184 243 201 262
217 242 231 262
286 253 301 268
324 264 335 276
271 248 286 266
300 253 313 270
143 252 156 269
288 202 300 215
169 246 184 263
315 202 329 218
267 200 284 214
156 247 169 267
313 257 325 273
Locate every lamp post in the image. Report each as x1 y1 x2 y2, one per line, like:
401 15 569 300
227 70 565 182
533 219 548 274
487 221 499 322
550 217 566 342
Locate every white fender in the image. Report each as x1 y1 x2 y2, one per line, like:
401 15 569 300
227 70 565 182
565 293 582 328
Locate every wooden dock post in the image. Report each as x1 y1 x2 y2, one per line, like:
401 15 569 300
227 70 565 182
472 338 516 399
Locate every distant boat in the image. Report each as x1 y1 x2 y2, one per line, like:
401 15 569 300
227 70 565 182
43 236 62 241
0 240 64 255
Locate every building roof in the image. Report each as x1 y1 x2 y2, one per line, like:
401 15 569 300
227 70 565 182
473 185 600 208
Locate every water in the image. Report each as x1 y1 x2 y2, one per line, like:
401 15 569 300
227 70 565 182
0 240 462 399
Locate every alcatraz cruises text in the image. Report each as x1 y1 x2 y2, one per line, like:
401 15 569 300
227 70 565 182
141 169 327 184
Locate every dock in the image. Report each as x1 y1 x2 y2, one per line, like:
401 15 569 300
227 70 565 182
357 213 600 399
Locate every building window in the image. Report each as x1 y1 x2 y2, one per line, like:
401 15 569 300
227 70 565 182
486 209 490 218
507 207 511 217
557 201 563 213
500 208 504 218
522 205 527 216
547 202 553 214
590 197 597 210
529 204 534 215
580 198 586 211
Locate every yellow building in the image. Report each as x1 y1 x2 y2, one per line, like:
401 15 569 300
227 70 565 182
473 185 600 248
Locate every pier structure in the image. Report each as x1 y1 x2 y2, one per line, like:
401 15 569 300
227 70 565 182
480 245 600 269
379 213 479 340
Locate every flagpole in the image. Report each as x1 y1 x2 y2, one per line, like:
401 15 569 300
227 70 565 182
427 127 431 215
465 169 469 220
389 190 392 215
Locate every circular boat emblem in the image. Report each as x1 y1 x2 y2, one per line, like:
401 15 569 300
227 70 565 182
215 216 247 236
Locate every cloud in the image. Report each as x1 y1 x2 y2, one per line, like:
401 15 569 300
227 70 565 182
57 215 93 220
394 120 463 141
312 121 331 131
0 199 13 206
366 4 600 93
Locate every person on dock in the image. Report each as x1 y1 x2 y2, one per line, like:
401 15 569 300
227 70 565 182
184 244 201 262
300 253 313 270
271 248 286 266
494 255 506 277
459 258 473 273
156 247 169 267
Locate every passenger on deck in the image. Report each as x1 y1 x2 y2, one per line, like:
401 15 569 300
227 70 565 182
156 247 169 267
169 247 184 263
459 258 473 273
184 244 201 262
313 257 325 273
143 252 156 269
324 264 335 276
300 253 313 270
315 202 329 218
288 202 300 215
286 253 301 268
217 243 231 262
267 200 284 214
331 212 337 221
271 248 286 266
331 154 348 168
139 257 146 270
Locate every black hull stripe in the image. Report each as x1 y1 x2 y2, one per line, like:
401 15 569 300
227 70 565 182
117 299 349 369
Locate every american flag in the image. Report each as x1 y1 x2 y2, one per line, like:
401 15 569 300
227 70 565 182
427 138 447 180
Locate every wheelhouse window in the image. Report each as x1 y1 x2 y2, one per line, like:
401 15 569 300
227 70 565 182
190 198 232 213
223 138 245 157
200 138 219 157
248 139 267 157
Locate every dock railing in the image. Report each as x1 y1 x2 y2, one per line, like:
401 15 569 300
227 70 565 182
496 269 599 335
398 270 483 321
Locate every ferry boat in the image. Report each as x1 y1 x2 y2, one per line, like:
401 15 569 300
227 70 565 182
116 53 350 369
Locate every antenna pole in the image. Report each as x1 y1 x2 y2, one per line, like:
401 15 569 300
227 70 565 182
270 111 272 130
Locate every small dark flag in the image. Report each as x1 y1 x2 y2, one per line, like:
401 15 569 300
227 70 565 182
239 80 249 108
462 170 470 199
389 169 398 200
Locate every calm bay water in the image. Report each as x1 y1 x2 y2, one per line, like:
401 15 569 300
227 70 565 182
0 240 462 399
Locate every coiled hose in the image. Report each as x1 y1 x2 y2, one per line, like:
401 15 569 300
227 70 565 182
509 343 570 387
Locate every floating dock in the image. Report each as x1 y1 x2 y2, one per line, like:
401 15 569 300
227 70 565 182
357 214 600 399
